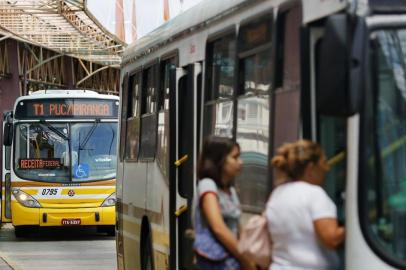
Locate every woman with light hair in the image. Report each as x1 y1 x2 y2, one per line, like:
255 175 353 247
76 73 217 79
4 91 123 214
266 140 345 270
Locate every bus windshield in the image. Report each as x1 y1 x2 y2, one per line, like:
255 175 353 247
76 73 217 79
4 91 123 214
14 122 70 182
71 122 117 182
14 122 117 182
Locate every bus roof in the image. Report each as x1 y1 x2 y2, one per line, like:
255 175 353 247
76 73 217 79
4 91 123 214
122 0 255 64
122 0 355 64
19 90 119 101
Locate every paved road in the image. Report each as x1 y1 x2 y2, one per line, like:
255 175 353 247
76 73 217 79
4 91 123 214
0 224 116 270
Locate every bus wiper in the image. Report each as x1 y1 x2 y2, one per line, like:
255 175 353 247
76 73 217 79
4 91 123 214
79 119 99 150
40 120 69 141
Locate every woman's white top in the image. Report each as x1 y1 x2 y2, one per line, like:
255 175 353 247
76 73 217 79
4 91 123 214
265 181 339 270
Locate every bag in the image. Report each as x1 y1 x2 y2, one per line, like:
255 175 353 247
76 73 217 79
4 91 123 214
193 225 229 261
193 193 229 261
193 218 240 269
238 214 272 270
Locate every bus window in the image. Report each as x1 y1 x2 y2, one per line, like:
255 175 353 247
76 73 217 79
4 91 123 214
235 15 272 212
71 122 117 182
364 29 406 263
203 33 236 138
318 117 346 223
14 123 70 182
139 65 158 160
130 73 140 118
158 59 174 112
119 73 128 161
316 114 346 268
142 66 157 115
157 58 176 178
125 72 141 160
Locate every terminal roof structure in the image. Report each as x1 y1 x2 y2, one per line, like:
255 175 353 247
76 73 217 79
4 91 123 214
0 0 125 65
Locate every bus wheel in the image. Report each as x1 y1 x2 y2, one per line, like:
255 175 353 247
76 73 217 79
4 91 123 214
98 225 115 236
14 226 29 238
105 226 115 236
141 231 154 270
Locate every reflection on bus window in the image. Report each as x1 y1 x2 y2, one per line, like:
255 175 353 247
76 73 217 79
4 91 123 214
129 73 141 118
366 29 406 262
125 72 142 160
156 59 175 178
206 34 236 100
204 101 233 138
235 16 272 212
204 34 236 138
71 123 117 182
159 60 175 111
236 96 269 211
241 50 272 96
143 67 157 115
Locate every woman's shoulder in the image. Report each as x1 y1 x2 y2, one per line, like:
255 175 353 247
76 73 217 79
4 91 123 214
303 182 327 193
296 182 332 203
272 181 326 197
197 178 218 195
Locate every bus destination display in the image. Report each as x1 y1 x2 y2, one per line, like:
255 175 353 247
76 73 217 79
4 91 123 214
15 99 119 119
19 158 61 169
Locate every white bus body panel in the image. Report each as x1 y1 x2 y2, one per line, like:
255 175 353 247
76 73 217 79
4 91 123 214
346 115 397 270
302 0 348 23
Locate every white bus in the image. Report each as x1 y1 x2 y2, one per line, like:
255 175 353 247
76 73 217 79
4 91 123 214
117 0 406 269
2 90 119 237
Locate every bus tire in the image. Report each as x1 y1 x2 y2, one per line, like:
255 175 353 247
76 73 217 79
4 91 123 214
106 226 115 236
14 226 29 238
98 225 115 236
141 226 154 270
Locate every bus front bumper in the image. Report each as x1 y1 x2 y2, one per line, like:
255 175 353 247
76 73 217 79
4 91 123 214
11 202 115 226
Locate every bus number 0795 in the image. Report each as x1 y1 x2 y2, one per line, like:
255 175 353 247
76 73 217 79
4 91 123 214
41 188 58 196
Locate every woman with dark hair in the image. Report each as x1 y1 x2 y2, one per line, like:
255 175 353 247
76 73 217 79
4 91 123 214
266 140 345 270
193 136 255 270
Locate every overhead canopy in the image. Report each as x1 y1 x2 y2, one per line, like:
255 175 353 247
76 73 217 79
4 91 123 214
0 0 125 65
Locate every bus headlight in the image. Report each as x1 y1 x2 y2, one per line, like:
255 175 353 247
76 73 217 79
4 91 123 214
101 192 116 207
12 189 41 208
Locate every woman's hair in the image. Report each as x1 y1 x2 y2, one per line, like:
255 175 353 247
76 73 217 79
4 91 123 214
271 140 323 180
197 136 239 187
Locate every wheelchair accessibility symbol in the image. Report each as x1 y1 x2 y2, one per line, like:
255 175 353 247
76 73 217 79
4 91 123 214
73 164 89 178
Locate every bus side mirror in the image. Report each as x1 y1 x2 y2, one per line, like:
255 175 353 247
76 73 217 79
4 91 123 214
316 15 358 116
3 122 13 146
3 112 13 146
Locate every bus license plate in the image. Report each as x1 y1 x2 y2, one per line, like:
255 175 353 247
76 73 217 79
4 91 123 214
61 218 81 225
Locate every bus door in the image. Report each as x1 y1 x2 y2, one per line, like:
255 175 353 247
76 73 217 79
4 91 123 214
2 111 13 223
170 63 202 270
311 14 364 269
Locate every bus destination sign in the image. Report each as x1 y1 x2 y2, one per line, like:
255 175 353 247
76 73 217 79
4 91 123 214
19 158 62 170
15 99 118 119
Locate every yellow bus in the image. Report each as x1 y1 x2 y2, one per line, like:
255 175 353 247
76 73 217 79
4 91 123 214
2 90 119 237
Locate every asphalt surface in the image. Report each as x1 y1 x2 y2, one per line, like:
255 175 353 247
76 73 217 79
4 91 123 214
0 223 116 270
